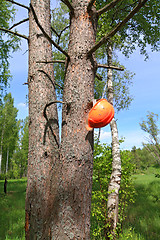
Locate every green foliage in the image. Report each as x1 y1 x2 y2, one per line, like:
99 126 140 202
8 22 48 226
0 0 20 98
112 64 134 111
0 93 19 175
139 112 160 164
9 117 29 179
51 2 69 99
91 143 136 239
130 146 156 171
140 112 159 143
96 0 160 59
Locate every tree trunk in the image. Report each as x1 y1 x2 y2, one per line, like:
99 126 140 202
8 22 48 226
6 147 9 173
106 42 121 236
50 1 97 239
25 0 59 239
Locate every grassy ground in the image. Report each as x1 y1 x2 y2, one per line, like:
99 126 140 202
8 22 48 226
120 167 160 240
0 168 160 239
0 179 27 240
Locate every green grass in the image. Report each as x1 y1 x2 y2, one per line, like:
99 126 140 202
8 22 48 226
1 168 160 240
0 179 27 240
120 167 160 240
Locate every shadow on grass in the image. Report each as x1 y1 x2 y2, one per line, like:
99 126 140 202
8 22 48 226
123 177 160 240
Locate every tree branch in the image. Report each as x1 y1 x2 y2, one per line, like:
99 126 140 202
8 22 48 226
57 25 70 45
96 73 103 81
87 0 95 12
30 4 70 59
6 0 29 10
36 60 65 64
97 64 124 71
0 27 28 40
51 26 59 38
87 0 148 55
38 69 63 90
97 0 122 16
61 0 74 15
9 18 29 30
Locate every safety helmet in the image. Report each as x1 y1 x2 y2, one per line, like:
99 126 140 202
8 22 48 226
86 99 114 130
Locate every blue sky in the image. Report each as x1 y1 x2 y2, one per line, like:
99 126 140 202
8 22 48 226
6 0 160 150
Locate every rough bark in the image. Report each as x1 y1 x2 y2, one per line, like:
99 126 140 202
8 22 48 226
50 1 97 239
106 42 121 236
25 0 59 239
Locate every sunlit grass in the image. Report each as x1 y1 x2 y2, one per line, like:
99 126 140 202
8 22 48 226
120 168 160 240
0 179 27 240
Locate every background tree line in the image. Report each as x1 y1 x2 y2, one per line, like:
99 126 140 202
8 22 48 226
0 92 28 179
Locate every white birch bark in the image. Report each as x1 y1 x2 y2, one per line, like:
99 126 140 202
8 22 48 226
107 42 121 233
6 147 9 173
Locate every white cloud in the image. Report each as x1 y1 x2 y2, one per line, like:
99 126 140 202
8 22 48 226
17 102 28 108
95 129 111 143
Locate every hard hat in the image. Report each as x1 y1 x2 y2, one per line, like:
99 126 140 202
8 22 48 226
86 99 114 130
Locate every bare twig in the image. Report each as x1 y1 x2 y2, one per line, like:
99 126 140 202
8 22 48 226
9 18 29 30
38 69 63 90
97 64 124 71
36 60 65 64
87 0 148 55
6 0 29 10
30 4 70 59
0 27 28 40
87 0 95 12
51 26 59 38
97 0 122 16
57 25 69 45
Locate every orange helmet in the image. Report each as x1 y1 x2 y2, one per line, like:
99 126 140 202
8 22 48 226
86 99 114 130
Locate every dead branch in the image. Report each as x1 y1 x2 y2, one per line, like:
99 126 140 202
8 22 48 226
6 0 29 10
97 0 122 16
87 0 148 55
97 64 124 71
87 0 95 12
61 0 74 15
96 73 103 81
36 60 65 64
38 69 63 90
30 4 70 59
51 26 59 38
0 27 28 40
57 25 70 45
9 18 29 30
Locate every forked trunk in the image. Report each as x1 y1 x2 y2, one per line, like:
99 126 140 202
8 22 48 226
25 0 59 238
25 0 97 239
106 42 121 236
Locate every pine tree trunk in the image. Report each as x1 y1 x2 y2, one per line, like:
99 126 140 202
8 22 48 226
50 1 97 238
25 0 98 238
25 0 59 239
106 42 121 236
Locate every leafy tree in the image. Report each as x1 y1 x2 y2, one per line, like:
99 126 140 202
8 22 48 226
91 143 135 239
131 146 155 171
140 112 160 164
0 0 20 98
0 93 19 175
10 117 29 178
